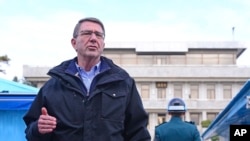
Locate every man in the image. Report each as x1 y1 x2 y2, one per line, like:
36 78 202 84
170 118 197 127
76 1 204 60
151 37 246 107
154 98 201 141
23 17 151 141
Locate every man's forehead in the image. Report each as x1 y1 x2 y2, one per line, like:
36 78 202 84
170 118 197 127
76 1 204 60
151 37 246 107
81 21 102 29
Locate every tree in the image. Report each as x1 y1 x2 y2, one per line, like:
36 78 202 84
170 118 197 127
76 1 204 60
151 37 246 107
13 76 19 82
201 119 211 128
0 55 10 73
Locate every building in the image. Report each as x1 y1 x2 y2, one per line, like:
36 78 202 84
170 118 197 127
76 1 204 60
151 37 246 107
23 41 250 139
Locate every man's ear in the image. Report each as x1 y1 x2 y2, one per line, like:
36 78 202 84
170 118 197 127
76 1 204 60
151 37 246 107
71 38 77 51
71 38 76 46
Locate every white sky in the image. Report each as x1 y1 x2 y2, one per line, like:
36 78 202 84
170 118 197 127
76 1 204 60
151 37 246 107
0 0 249 80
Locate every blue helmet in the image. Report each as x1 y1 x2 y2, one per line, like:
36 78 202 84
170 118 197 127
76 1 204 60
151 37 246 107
167 98 186 113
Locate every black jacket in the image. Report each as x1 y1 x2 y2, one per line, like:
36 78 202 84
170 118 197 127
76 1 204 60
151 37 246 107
23 56 151 141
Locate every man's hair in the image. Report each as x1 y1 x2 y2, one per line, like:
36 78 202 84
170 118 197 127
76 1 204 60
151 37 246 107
72 17 105 38
169 112 185 117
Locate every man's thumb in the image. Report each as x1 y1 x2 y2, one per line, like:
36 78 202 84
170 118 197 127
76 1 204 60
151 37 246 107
41 107 48 115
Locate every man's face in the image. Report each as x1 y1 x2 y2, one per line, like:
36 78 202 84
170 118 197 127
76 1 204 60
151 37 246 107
71 21 105 59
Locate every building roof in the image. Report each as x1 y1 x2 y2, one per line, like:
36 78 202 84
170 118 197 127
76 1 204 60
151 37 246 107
105 41 246 57
0 78 39 110
202 79 250 140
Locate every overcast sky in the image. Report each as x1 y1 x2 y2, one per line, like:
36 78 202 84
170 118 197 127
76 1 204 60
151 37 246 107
0 0 249 80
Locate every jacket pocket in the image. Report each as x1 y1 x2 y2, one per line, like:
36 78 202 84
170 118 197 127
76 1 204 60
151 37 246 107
101 90 126 122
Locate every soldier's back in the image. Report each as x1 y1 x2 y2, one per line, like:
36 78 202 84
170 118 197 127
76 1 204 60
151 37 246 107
155 117 201 141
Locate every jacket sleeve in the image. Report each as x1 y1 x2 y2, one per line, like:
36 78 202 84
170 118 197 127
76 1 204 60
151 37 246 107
193 126 202 141
124 78 151 141
23 87 52 141
154 127 161 141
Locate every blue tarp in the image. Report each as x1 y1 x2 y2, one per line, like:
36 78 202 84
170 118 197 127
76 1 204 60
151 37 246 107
0 77 38 94
0 110 28 141
0 77 39 110
202 80 250 140
0 77 39 141
0 94 36 110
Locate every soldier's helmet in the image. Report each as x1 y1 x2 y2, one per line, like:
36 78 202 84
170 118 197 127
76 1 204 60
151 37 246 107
167 98 186 113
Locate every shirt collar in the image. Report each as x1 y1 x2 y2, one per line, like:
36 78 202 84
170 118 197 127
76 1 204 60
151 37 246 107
75 61 101 76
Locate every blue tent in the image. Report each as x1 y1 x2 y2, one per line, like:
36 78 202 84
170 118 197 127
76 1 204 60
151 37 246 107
202 80 250 140
0 78 39 141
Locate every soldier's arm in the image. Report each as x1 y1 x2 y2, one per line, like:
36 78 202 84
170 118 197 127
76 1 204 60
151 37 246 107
154 127 161 141
194 126 202 141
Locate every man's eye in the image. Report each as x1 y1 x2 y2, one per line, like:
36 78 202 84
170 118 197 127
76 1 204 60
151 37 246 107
78 31 104 39
95 32 103 37
82 32 92 35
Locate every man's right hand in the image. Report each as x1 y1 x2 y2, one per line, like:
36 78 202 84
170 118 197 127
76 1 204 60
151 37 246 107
38 107 57 134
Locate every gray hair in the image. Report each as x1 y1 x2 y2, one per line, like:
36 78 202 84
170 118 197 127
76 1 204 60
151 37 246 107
72 17 105 38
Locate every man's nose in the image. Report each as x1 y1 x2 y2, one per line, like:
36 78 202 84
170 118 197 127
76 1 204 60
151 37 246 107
89 33 97 42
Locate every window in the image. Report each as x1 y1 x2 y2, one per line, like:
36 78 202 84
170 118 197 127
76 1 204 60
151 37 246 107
105 54 121 64
190 84 199 99
137 56 153 65
207 113 218 122
203 54 218 65
141 84 150 99
174 84 182 98
156 82 167 99
158 113 166 124
186 54 202 65
157 88 166 99
219 54 234 64
121 54 137 65
153 56 168 65
190 113 201 125
207 84 215 99
223 84 232 99
169 55 185 65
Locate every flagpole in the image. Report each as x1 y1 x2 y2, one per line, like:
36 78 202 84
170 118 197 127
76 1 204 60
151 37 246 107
232 27 235 40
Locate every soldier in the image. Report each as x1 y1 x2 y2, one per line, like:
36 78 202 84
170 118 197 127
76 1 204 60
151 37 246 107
154 98 201 141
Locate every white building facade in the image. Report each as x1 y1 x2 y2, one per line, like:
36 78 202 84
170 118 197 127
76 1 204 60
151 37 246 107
23 41 250 139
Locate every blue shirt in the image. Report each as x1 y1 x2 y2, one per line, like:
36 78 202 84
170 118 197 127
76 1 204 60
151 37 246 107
76 62 101 93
